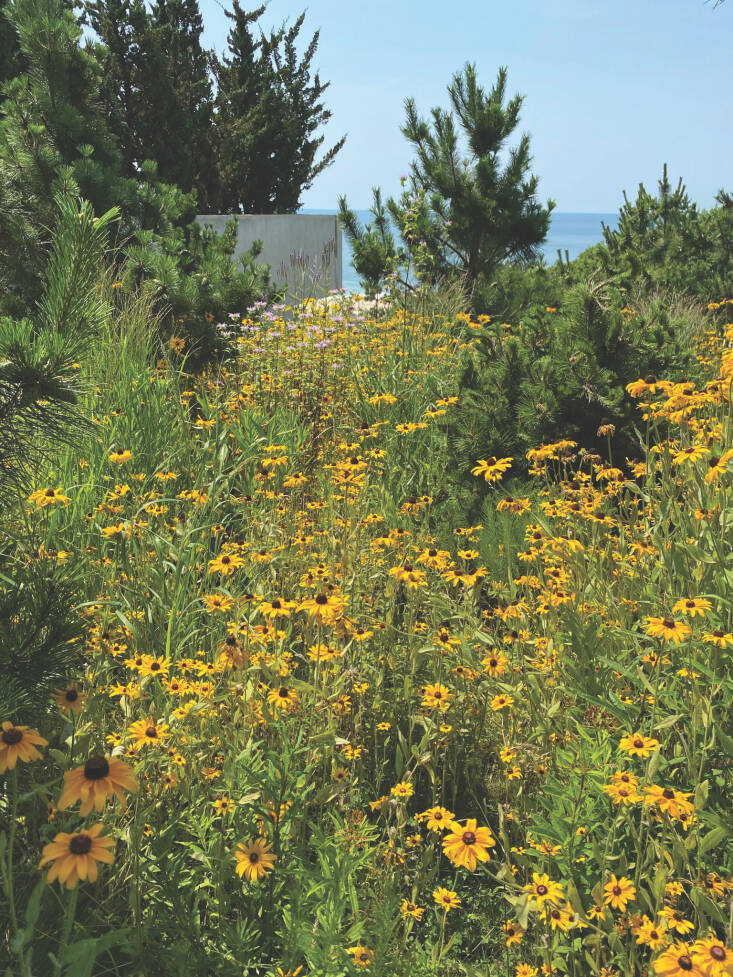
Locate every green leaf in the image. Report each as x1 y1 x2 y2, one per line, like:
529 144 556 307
698 825 728 856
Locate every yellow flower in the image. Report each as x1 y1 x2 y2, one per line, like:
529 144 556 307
53 684 86 716
644 617 692 644
0 722 47 772
128 718 169 750
346 946 374 967
471 456 513 482
490 694 514 711
28 487 71 508
442 818 496 871
390 781 414 799
38 823 115 888
619 731 660 757
234 837 275 881
420 806 456 831
433 886 461 911
108 450 132 463
400 899 424 920
523 873 564 911
202 594 234 614
603 874 636 911
690 934 733 975
266 686 299 712
57 755 137 816
208 552 245 575
420 683 452 711
504 919 524 946
672 597 711 618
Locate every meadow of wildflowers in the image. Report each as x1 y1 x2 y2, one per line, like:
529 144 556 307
2 294 733 977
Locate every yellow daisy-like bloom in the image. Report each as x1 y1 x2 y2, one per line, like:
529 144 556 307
442 818 496 871
618 731 660 757
644 617 692 644
471 456 513 482
346 946 374 967
433 886 461 911
128 718 170 750
108 449 132 463
234 837 275 882
635 916 669 949
482 651 509 676
266 686 299 712
703 630 733 648
603 781 642 806
213 796 233 816
643 785 695 821
299 591 347 624
671 445 709 466
0 722 48 773
515 966 538 977
523 872 564 911
690 935 733 976
202 593 234 614
53 683 86 716
504 919 524 946
603 874 636 911
28 487 71 508
490 694 514 711
139 656 171 678
57 755 138 816
258 597 297 620
420 683 452 711
400 899 424 920
653 941 702 976
38 823 115 889
672 597 712 618
390 781 414 799
208 552 245 575
659 908 695 935
420 806 457 831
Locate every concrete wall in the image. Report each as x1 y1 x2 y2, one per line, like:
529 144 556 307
196 214 342 296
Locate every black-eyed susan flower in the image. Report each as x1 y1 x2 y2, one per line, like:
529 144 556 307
208 552 245 575
471 456 513 482
635 917 669 949
299 591 347 624
420 806 456 831
400 899 424 920
672 597 712 618
266 686 299 712
128 718 170 750
108 450 132 464
0 722 47 772
234 837 275 882
523 873 564 911
390 781 414 799
603 874 636 911
433 887 461 911
652 941 702 976
38 824 115 888
644 617 691 644
643 785 695 821
442 818 496 870
28 487 71 507
504 920 524 946
420 683 452 711
619 731 660 757
57 755 137 816
490 693 514 711
53 684 86 716
690 935 733 975
346 946 374 967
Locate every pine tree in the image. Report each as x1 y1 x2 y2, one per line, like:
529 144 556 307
388 64 553 299
214 1 345 213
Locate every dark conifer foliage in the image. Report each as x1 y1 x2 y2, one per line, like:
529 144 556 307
213 1 345 213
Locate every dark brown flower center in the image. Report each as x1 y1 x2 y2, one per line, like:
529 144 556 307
662 788 675 799
662 619 675 629
536 884 548 896
633 739 644 748
150 662 161 671
315 594 328 605
65 689 79 702
612 886 622 896
70 834 92 855
278 688 289 698
83 756 110 780
710 946 726 961
145 726 158 738
271 599 282 609
2 728 23 745
249 852 259 864
461 830 476 845
678 955 693 971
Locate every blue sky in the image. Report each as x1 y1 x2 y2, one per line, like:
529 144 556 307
199 0 731 213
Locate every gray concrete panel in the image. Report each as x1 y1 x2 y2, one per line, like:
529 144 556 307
196 214 342 298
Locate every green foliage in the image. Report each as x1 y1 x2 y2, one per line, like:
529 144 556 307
387 64 554 298
338 188 401 297
214 1 345 213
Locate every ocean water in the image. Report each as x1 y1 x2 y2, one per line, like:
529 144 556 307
301 209 618 293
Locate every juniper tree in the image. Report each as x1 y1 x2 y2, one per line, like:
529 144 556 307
214 1 345 213
388 64 553 301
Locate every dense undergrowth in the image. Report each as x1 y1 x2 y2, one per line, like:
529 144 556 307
2 288 733 977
